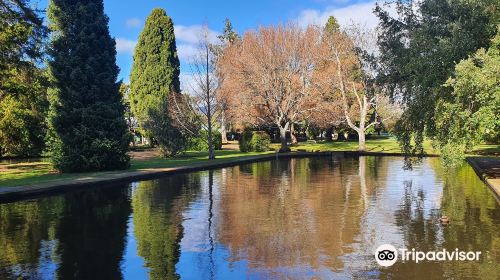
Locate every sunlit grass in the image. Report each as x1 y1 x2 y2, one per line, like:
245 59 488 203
272 136 437 154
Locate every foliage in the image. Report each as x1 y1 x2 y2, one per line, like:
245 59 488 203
187 130 222 152
238 131 271 152
317 16 402 151
0 0 47 94
0 69 48 157
143 100 187 157
47 0 130 172
434 26 500 162
305 124 320 140
375 0 500 154
220 24 323 152
249 131 271 152
238 130 253 152
0 0 48 157
0 150 278 188
129 8 184 155
211 18 240 58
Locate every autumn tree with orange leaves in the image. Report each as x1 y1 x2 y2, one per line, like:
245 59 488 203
219 24 324 152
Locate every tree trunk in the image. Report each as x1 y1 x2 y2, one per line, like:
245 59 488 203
358 129 366 152
326 127 333 142
206 44 215 160
208 127 215 159
290 123 298 145
279 124 290 153
220 110 228 144
207 104 215 159
358 97 368 152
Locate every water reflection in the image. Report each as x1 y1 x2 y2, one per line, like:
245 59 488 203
0 157 498 279
131 175 200 280
215 158 370 278
0 186 131 279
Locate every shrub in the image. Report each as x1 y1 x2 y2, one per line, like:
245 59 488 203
250 131 271 152
238 130 253 152
187 130 222 151
239 131 271 152
0 96 46 157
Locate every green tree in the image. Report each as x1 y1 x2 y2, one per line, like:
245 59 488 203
0 0 48 157
129 8 185 157
0 0 46 91
375 0 500 154
47 0 130 172
324 16 340 35
434 26 500 163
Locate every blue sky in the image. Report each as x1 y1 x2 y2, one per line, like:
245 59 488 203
35 0 381 85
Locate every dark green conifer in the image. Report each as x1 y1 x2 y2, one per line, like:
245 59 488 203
47 0 130 172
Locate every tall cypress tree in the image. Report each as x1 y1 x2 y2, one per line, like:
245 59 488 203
47 0 130 172
129 8 184 157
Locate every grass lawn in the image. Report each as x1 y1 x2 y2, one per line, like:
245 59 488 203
273 136 499 155
0 150 272 188
274 136 437 154
0 136 498 188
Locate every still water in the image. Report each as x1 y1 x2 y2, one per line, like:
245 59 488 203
0 156 498 279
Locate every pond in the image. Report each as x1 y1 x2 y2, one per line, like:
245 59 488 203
0 156 498 279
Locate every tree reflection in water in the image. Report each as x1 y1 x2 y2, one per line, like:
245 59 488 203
131 174 202 280
0 185 131 279
214 157 382 278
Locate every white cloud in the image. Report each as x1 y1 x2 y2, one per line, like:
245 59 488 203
296 1 382 30
174 25 219 45
126 18 142 28
177 43 198 61
115 38 136 54
174 25 220 62
174 25 220 91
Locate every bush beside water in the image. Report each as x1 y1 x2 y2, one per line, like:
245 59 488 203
239 131 271 152
188 130 222 151
250 131 271 152
238 130 253 152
